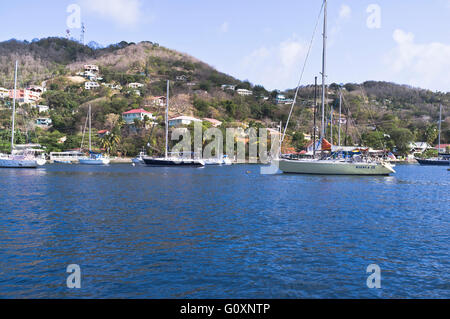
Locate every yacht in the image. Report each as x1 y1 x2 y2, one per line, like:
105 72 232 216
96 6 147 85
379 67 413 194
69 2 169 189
277 0 395 176
416 105 449 166
142 81 205 167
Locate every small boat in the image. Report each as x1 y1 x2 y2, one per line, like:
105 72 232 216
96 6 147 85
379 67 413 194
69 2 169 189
222 155 233 165
204 155 233 165
132 149 147 165
79 105 110 166
54 160 73 164
79 152 111 165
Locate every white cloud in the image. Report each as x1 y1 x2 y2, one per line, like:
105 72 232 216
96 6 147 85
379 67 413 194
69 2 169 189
240 36 308 90
220 22 229 33
384 29 450 92
339 4 352 20
79 0 142 28
329 4 351 46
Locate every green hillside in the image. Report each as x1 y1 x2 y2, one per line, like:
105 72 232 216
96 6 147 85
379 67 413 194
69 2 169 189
0 37 448 157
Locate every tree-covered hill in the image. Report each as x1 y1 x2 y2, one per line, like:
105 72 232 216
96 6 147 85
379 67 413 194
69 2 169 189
0 37 448 156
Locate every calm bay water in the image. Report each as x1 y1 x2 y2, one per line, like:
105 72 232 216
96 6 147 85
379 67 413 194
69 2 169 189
0 163 448 298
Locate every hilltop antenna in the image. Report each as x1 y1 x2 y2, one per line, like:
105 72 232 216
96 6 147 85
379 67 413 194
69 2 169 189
80 23 85 45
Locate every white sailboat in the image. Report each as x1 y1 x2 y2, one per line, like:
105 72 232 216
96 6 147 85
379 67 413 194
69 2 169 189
79 105 111 165
142 81 205 167
0 61 39 169
277 0 395 176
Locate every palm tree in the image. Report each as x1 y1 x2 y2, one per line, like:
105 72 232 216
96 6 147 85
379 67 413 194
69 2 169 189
100 132 121 155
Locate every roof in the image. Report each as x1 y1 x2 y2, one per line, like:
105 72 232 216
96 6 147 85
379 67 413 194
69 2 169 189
203 118 222 125
122 108 153 115
97 130 109 134
169 116 202 122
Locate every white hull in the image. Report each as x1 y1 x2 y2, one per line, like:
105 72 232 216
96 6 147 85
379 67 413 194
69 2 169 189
277 159 395 175
0 158 38 168
79 158 110 165
132 158 144 165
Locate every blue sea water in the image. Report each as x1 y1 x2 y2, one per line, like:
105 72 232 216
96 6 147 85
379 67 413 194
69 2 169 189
0 163 448 298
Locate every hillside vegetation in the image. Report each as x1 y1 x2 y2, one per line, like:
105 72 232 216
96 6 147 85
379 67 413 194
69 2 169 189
0 37 448 156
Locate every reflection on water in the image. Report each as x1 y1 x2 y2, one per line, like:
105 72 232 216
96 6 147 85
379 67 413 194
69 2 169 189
0 164 448 298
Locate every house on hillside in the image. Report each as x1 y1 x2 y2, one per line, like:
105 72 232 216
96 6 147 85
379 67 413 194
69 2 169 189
275 94 294 105
35 118 52 127
436 144 450 153
28 85 46 94
0 87 9 99
169 116 202 127
9 89 41 104
409 142 431 155
34 105 49 113
128 82 144 89
122 108 156 126
203 118 222 127
84 65 99 73
221 84 236 91
85 82 100 90
102 83 122 90
236 89 253 96
176 75 188 82
146 96 167 107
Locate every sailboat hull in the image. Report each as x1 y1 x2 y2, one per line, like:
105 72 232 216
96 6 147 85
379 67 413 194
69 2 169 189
416 158 449 166
143 157 205 167
0 158 38 168
277 159 395 175
79 158 110 165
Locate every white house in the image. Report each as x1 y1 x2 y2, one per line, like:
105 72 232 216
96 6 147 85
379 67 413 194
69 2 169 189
36 118 52 126
409 142 431 154
236 89 253 96
102 83 122 90
84 65 99 73
85 82 100 90
169 116 202 127
221 84 236 91
34 105 49 113
122 108 156 125
128 82 144 89
275 94 294 104
0 87 9 99
146 96 166 107
176 75 188 82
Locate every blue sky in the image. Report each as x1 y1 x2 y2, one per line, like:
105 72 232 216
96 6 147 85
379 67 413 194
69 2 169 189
1 0 450 92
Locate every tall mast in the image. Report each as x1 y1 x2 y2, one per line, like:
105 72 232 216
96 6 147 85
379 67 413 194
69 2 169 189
338 89 342 147
438 104 442 153
11 60 18 153
320 0 327 140
89 105 92 152
330 104 333 145
165 80 169 159
313 76 318 156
